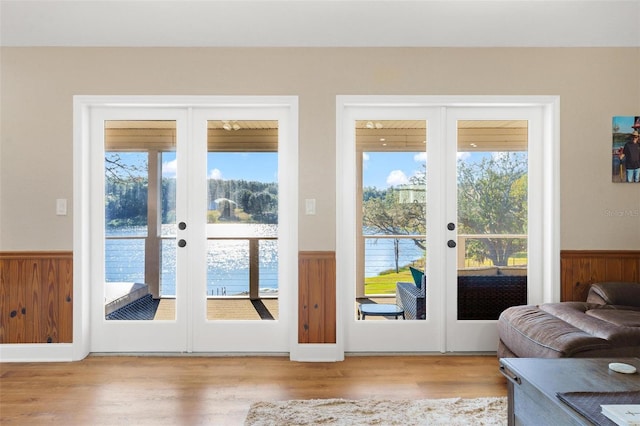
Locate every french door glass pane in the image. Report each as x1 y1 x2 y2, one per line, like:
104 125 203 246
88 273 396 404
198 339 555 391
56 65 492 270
357 120 427 319
205 120 279 321
456 120 528 320
104 120 176 321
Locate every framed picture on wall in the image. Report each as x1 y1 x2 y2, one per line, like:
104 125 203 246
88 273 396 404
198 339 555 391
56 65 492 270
612 116 640 183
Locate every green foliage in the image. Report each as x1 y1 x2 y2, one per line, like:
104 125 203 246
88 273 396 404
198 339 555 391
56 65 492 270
208 179 278 224
457 153 528 266
106 176 279 227
362 188 426 246
361 152 528 270
105 179 149 227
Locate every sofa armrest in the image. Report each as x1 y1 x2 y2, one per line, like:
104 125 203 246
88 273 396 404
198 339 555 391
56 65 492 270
587 282 640 307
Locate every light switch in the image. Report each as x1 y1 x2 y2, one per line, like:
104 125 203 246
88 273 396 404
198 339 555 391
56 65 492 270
305 198 316 215
56 198 67 216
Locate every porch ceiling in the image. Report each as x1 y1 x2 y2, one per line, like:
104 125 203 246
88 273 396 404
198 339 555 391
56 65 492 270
104 119 528 152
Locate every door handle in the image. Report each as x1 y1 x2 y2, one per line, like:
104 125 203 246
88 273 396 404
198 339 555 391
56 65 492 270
499 365 521 385
447 240 456 248
178 239 187 248
447 223 455 231
178 222 187 230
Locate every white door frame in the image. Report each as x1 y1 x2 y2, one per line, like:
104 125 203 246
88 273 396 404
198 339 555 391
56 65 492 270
336 95 560 355
69 95 298 359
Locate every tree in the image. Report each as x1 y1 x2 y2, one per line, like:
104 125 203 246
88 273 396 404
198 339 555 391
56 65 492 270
457 152 527 266
362 184 426 272
361 151 527 268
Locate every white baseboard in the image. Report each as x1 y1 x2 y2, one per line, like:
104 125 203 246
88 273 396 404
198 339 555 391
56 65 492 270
0 344 78 362
289 344 344 362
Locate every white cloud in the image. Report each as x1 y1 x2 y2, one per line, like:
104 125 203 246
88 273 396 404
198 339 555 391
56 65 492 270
162 159 177 177
413 152 427 162
457 152 471 161
386 170 409 186
209 168 222 179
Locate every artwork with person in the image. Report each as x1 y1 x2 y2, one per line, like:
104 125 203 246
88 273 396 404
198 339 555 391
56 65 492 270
612 116 640 183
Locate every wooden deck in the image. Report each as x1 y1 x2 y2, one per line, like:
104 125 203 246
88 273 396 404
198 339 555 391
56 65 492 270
147 297 397 321
152 297 280 320
0 355 507 425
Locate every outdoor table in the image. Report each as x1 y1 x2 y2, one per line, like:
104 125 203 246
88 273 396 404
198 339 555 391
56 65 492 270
358 303 405 320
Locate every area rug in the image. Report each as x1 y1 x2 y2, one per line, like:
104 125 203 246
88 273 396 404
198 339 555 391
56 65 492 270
245 396 507 425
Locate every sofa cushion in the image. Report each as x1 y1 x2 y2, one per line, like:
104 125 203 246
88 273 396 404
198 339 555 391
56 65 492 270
497 305 611 357
498 282 640 358
539 302 640 345
409 267 424 289
587 309 640 327
587 282 640 307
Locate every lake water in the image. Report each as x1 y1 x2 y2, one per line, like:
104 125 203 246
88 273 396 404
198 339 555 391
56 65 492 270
106 225 424 296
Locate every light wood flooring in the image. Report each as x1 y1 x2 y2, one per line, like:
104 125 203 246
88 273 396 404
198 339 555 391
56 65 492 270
0 355 507 425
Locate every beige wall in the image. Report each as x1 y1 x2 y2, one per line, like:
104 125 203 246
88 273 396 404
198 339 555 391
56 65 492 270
1 47 639 252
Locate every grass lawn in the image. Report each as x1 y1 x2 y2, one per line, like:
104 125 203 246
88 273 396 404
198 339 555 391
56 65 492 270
364 269 414 294
364 255 528 295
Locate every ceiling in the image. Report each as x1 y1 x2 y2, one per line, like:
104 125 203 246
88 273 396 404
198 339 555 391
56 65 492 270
104 119 528 152
1 0 639 47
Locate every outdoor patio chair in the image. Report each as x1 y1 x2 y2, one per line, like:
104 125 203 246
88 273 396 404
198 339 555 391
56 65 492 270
396 274 426 320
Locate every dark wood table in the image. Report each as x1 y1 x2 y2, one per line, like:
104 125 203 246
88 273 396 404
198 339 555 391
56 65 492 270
499 358 640 425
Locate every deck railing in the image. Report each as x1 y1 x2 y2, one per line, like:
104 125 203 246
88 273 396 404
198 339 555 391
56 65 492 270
105 234 278 298
361 233 527 295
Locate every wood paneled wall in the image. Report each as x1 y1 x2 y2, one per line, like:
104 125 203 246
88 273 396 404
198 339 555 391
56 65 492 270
0 251 73 344
298 251 336 344
1 249 637 346
560 250 640 302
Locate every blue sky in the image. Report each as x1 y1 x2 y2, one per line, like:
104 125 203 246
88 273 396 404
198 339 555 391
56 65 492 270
363 152 427 189
613 116 640 134
161 152 278 182
118 150 500 188
158 151 495 188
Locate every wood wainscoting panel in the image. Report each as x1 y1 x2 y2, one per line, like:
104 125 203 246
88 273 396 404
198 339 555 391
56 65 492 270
298 251 336 344
560 250 640 302
0 251 73 344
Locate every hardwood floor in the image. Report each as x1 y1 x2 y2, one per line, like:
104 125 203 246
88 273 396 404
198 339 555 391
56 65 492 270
0 355 506 425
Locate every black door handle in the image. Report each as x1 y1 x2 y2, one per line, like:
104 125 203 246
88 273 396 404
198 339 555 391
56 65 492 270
447 223 455 231
447 240 456 248
178 239 187 248
178 222 187 230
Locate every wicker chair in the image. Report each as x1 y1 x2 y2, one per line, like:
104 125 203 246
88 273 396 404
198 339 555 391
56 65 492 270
396 280 426 320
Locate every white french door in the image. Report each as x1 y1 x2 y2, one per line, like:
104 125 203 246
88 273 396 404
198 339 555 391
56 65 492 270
444 106 545 352
87 97 297 353
190 106 295 352
337 96 558 354
339 104 445 352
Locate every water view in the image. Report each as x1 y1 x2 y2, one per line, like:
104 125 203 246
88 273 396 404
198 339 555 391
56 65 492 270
105 225 424 296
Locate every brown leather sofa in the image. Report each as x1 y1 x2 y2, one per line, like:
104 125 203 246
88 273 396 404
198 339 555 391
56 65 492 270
497 282 640 358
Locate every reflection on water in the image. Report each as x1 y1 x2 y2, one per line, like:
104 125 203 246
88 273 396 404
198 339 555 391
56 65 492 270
106 226 424 297
106 225 278 297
